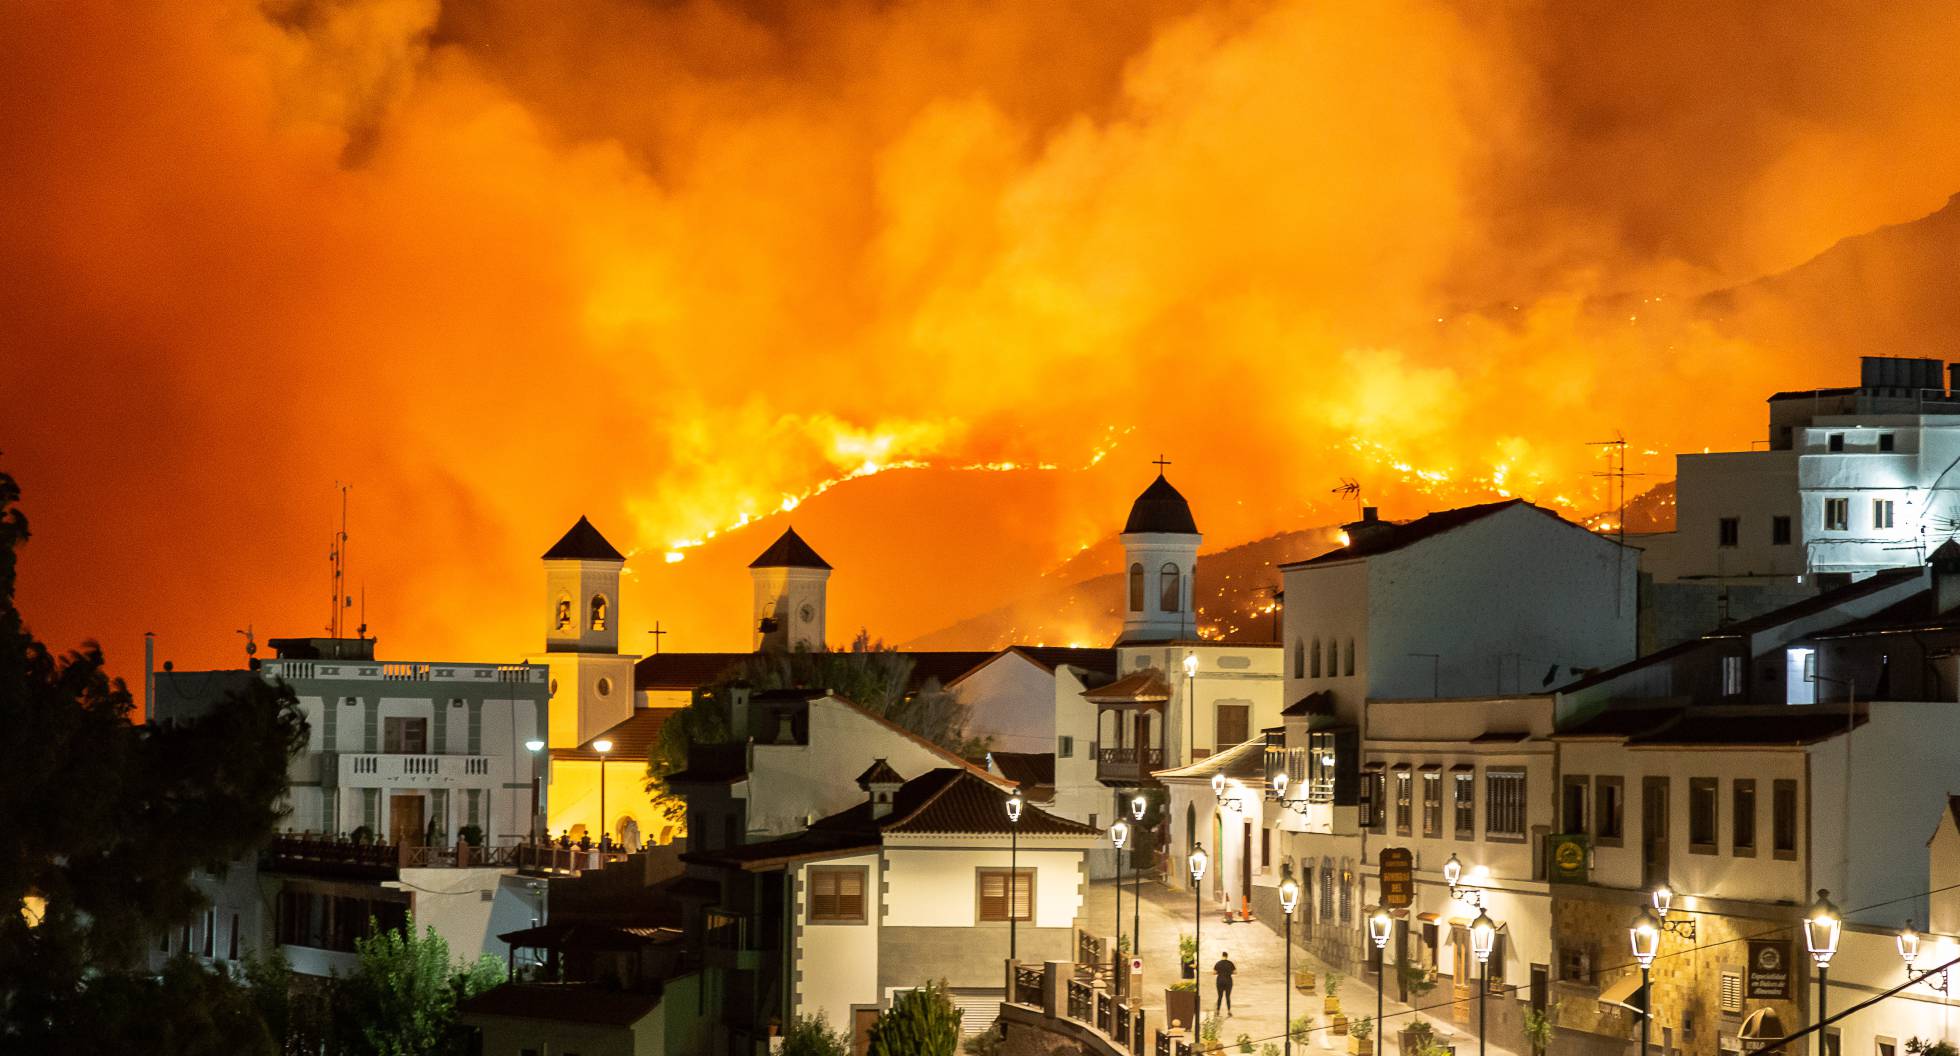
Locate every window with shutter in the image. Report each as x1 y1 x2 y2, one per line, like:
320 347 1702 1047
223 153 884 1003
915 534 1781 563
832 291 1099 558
1719 971 1742 1013
976 868 1034 922
1485 770 1526 840
808 866 868 924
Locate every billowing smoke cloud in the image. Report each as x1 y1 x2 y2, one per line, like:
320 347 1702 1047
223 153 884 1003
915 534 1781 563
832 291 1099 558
5 0 1960 672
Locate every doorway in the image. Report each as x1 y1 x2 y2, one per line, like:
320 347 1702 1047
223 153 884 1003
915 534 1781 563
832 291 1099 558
1641 777 1670 887
1240 819 1254 912
389 794 425 846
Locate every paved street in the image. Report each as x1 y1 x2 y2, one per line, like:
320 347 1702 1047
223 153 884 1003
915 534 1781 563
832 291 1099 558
1082 878 1522 1056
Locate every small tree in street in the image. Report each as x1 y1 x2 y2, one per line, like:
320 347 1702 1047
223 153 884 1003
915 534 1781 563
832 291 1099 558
868 980 961 1056
330 915 506 1056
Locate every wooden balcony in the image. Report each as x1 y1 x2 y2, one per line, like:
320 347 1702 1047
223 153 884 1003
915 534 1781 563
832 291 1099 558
1096 746 1165 784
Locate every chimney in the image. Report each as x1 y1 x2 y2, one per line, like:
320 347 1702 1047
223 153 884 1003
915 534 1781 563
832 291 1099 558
727 682 753 742
857 759 905 820
1344 506 1393 547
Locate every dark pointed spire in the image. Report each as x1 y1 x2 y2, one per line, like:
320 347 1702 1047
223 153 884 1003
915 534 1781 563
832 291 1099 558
542 516 625 561
749 526 831 570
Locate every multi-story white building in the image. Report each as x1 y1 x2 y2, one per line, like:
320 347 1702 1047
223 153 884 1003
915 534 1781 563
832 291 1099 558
151 635 551 976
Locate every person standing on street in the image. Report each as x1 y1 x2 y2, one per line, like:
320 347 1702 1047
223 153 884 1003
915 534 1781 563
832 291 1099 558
1214 951 1236 1015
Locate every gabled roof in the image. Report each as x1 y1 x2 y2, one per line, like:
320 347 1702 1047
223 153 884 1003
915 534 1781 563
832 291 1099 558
944 646 1119 688
989 751 1055 790
1281 500 1584 569
1124 474 1200 535
749 526 831 570
1154 738 1267 781
551 707 675 762
542 516 626 562
1083 668 1172 703
856 759 905 787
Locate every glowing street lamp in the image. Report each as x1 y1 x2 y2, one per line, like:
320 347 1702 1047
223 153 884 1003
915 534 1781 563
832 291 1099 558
1443 853 1463 891
592 738 613 847
1369 907 1393 1056
1897 920 1951 994
1470 909 1497 1056
1183 652 1199 764
1806 890 1841 1056
1131 794 1147 950
1006 793 1024 963
1630 906 1661 1056
524 739 545 843
1111 821 1129 989
1272 770 1289 800
1189 845 1208 1045
1280 877 1300 1056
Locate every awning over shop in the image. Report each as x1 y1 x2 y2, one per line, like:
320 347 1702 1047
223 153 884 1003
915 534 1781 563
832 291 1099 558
1599 973 1648 1018
1739 1008 1787 1045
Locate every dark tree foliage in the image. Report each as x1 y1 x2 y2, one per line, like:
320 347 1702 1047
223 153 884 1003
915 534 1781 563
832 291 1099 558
0 470 308 1053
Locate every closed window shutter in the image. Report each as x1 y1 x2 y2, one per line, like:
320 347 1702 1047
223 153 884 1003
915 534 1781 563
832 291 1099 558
1720 971 1742 1013
811 871 836 919
838 869 864 920
1012 871 1030 921
980 872 1006 921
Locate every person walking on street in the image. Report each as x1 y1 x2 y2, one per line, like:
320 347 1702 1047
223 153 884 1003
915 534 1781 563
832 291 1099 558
1214 951 1236 1015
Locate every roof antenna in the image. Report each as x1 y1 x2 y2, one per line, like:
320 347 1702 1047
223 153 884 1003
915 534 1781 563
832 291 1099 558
1332 478 1362 518
328 483 351 637
1588 434 1645 616
358 583 368 641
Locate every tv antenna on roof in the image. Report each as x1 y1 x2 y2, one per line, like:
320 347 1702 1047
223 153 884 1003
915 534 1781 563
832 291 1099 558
327 483 351 637
1332 478 1362 518
1589 434 1645 616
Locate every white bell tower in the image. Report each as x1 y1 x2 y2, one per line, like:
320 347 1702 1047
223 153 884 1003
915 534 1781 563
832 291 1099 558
533 516 635 747
749 526 831 652
1118 471 1202 644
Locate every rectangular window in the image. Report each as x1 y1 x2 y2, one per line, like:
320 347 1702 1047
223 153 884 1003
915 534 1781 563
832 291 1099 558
1057 735 1073 759
1422 772 1442 837
382 717 428 755
1557 944 1595 986
1879 1039 1899 1056
1772 515 1793 545
808 866 868 924
1561 775 1588 835
202 910 214 957
1363 771 1386 832
1734 779 1757 856
1594 776 1624 846
1319 865 1334 922
1689 778 1718 853
976 868 1034 923
1828 433 1845 452
1394 770 1413 836
1720 971 1744 1013
1722 655 1744 697
1485 770 1526 840
1718 517 1739 547
1879 433 1896 452
227 913 240 960
1773 779 1799 859
1215 705 1249 748
1827 1031 1842 1056
1454 771 1476 838
1825 497 1849 531
1874 499 1896 529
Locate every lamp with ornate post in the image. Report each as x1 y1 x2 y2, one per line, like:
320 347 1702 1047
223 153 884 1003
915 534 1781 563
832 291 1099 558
1190 844 1208 1049
592 738 613 847
1183 652 1199 763
1280 876 1300 1056
523 738 545 844
1470 908 1497 1056
1369 907 1393 1056
1629 906 1661 1056
1805 890 1841 1056
1131 794 1147 952
1006 793 1024 963
1111 820 1129 993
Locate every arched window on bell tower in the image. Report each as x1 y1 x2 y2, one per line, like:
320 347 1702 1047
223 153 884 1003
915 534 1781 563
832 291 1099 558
1129 564 1145 613
555 597 573 630
590 595 608 632
1159 562 1180 613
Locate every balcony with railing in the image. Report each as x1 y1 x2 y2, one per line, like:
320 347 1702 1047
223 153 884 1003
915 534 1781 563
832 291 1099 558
1095 745 1167 784
337 753 496 789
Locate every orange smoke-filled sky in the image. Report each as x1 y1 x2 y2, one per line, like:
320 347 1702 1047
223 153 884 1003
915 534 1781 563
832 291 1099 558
6 1 1960 679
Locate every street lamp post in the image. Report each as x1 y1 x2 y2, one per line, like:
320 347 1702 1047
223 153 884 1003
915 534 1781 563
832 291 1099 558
1898 920 1954 994
1805 890 1842 1056
1369 907 1393 1056
1190 845 1208 1049
592 738 613 847
1006 794 1024 964
1470 909 1497 1056
524 738 545 844
1131 794 1147 953
1630 907 1661 1056
1280 877 1300 1056
1112 821 1130 993
1183 652 1199 763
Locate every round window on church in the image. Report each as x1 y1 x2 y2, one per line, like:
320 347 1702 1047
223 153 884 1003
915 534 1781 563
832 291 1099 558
799 603 815 623
597 677 613 698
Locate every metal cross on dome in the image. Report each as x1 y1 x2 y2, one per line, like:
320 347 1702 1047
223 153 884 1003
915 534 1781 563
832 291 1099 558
1153 454 1172 474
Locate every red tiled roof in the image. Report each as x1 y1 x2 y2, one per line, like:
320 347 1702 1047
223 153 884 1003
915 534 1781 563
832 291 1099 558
989 751 1055 791
1083 668 1172 703
551 707 677 762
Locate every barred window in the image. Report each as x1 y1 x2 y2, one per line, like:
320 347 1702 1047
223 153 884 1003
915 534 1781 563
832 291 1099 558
1485 770 1527 840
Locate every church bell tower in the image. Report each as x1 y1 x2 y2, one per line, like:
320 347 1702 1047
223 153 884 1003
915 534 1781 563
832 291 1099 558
534 516 635 747
1118 471 1202 644
749 526 830 652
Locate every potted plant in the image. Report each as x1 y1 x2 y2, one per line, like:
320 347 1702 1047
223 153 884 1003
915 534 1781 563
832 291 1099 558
1289 1015 1316 1049
1237 1033 1255 1053
1350 1016 1373 1055
1165 979 1199 1032
1399 1017 1435 1056
1324 971 1343 1017
1295 966 1317 993
1179 934 1198 979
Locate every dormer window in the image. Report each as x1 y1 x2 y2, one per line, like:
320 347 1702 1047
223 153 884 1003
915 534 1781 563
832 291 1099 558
590 595 608 631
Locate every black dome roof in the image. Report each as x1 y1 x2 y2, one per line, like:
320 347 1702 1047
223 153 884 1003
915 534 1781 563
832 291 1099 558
1123 475 1199 535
